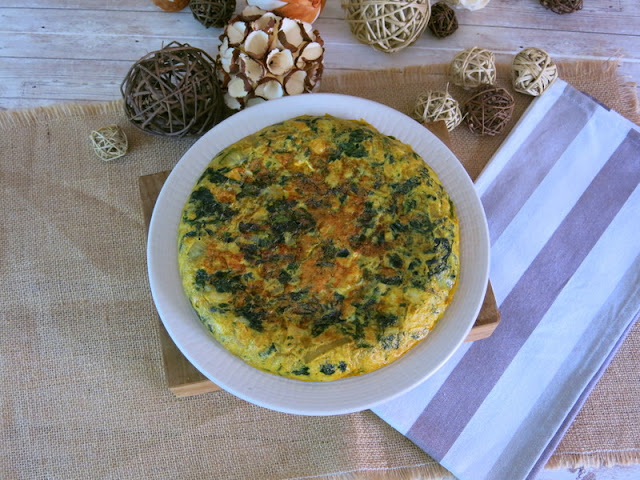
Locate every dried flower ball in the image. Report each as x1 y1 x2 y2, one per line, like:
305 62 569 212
217 6 324 110
89 125 128 161
428 2 458 38
413 89 462 132
190 0 236 28
512 47 558 96
121 42 225 138
540 0 583 14
342 0 431 53
450 46 496 90
464 85 514 136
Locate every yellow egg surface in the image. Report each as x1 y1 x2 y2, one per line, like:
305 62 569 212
177 115 459 381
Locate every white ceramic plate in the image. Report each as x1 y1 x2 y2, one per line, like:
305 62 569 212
147 93 489 416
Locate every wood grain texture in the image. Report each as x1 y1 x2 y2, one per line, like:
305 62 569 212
139 159 499 397
139 171 221 397
1 1 639 109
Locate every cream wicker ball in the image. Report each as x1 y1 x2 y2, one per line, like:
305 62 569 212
450 46 496 89
413 90 462 132
89 125 128 161
512 47 558 96
342 0 431 53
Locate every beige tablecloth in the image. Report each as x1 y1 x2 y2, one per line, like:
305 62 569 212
1 61 638 479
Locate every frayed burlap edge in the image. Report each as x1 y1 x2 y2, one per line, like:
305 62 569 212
321 60 640 126
284 462 454 480
546 450 640 470
0 99 124 129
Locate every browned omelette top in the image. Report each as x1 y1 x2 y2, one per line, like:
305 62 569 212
178 115 459 381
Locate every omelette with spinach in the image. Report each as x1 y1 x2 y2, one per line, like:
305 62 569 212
177 115 459 381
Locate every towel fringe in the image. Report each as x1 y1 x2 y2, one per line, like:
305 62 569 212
547 450 640 470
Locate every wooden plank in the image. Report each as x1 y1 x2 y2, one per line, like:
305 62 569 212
2 18 639 66
138 171 222 397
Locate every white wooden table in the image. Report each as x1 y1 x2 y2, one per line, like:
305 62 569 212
1 0 639 110
1 1 639 478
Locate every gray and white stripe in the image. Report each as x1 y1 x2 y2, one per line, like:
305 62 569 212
374 80 640 480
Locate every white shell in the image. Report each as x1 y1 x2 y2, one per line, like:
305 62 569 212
240 54 266 84
226 21 248 46
255 79 284 100
299 42 323 61
224 93 242 110
252 12 279 32
228 76 250 97
241 5 266 18
279 17 305 49
220 55 233 73
302 22 315 42
266 49 294 76
246 96 268 107
284 70 307 95
244 30 270 58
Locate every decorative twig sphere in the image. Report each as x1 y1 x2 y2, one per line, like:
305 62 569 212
428 2 458 38
512 47 558 96
89 125 128 161
190 0 236 28
540 0 582 14
450 47 496 90
464 85 514 136
413 89 462 132
342 0 431 53
121 42 225 138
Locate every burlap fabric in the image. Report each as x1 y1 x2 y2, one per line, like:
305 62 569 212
1 62 638 479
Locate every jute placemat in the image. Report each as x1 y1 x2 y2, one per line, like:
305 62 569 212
1 61 638 479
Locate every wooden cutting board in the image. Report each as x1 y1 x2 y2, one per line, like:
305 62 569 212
140 122 500 397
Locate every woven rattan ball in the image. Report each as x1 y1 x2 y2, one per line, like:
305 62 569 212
89 125 128 161
190 0 236 28
450 47 496 90
464 85 514 136
428 2 458 38
413 89 462 132
540 0 582 14
512 47 558 96
342 0 431 53
121 42 225 138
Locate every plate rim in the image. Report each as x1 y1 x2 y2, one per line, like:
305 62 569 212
147 93 490 416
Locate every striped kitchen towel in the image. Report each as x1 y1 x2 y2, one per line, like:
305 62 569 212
373 79 640 480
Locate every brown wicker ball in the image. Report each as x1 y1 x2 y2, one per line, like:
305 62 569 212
190 0 236 28
121 42 225 138
464 85 515 136
428 2 458 38
540 0 582 14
